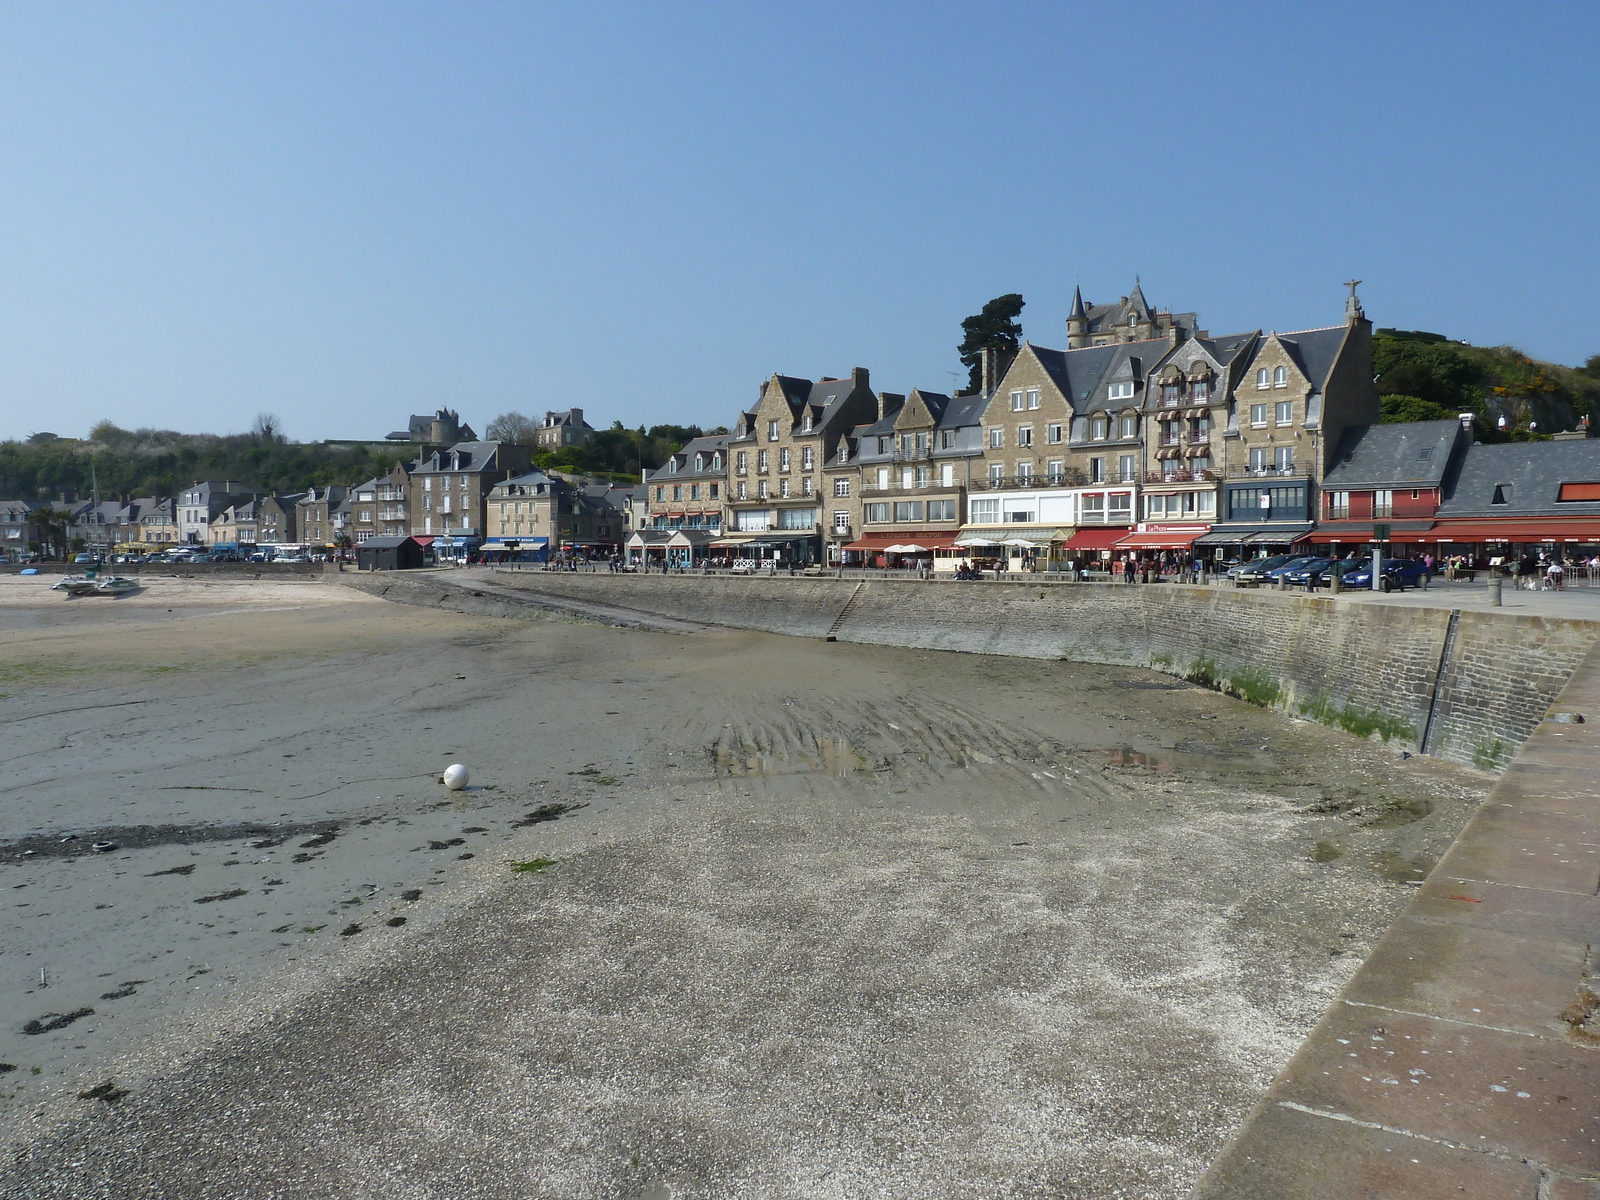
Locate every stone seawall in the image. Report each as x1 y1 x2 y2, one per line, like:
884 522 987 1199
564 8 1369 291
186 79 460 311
457 572 1598 771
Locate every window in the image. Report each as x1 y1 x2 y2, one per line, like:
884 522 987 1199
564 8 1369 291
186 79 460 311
1010 390 1024 412
1047 459 1064 484
655 486 665 502
899 434 913 455
915 431 928 454
1327 491 1350 518
1161 383 1180 404
1091 416 1108 440
1119 414 1136 438
893 501 923 522
1026 389 1040 409
1250 403 1268 427
969 498 1000 522
864 502 891 523
1491 483 1513 505
801 413 813 432
939 429 956 449
778 479 791 498
757 480 769 499
1192 379 1210 401
833 478 851 497
779 448 791 471
736 452 747 474
776 507 817 530
1250 447 1269 472
877 436 890 455
989 427 1004 448
1118 454 1136 482
668 459 678 474
672 485 682 501
767 420 780 441
802 477 814 496
927 499 956 520
940 463 954 487
737 481 748 500
876 467 889 490
1016 462 1033 484
833 511 850 533
914 465 930 488
1198 492 1215 514
710 483 719 499
1274 446 1294 472
1256 368 1270 389
1047 423 1064 444
1089 457 1105 483
1273 366 1287 387
1081 493 1105 518
1373 489 1393 518
1108 382 1135 401
757 450 769 472
801 446 814 470
424 477 433 491
988 463 1004 485
712 453 722 470
1017 426 1033 448
1275 401 1293 426
1003 504 1036 523
690 484 700 500
1109 493 1132 518
900 467 913 489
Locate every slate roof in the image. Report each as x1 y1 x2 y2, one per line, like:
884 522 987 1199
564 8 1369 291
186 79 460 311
646 434 730 484
1322 421 1466 490
938 392 991 428
1436 439 1600 518
1245 325 1349 390
1030 339 1168 411
1194 331 1259 365
413 441 508 473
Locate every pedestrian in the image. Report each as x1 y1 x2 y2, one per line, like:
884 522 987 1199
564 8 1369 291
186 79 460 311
1123 555 1137 584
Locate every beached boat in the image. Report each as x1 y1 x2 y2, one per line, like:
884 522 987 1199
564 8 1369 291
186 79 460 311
51 576 99 597
94 576 140 595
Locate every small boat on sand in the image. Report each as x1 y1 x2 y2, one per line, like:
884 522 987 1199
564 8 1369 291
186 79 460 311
94 576 140 595
51 576 99 597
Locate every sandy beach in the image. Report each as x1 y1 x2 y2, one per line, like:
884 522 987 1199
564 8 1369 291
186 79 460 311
0 572 1489 1198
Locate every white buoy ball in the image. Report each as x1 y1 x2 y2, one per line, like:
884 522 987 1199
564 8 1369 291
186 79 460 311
442 763 470 790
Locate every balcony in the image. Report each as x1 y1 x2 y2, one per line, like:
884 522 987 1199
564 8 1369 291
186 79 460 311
1144 469 1219 485
860 482 965 498
1228 463 1306 479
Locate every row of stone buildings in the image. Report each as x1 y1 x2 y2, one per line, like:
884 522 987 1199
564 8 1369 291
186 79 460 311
630 283 1600 568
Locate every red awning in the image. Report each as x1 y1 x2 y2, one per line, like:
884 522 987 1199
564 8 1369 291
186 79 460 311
1424 518 1600 544
1115 527 1208 550
411 536 435 545
1065 528 1131 550
843 531 952 551
1305 520 1437 543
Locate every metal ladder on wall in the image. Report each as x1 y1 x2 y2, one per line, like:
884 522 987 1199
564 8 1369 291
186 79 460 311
824 582 866 642
1419 608 1462 756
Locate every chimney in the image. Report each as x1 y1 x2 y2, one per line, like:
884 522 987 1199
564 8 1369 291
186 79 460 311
981 346 996 396
1458 412 1475 432
851 367 869 390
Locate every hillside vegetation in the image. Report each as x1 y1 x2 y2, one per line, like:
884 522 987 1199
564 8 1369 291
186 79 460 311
1375 330 1600 440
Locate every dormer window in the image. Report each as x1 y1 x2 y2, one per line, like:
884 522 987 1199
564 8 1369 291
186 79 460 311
1091 416 1109 440
1192 379 1210 401
1108 381 1135 401
1118 414 1137 438
668 459 677 473
1491 484 1512 505
802 413 814 432
1161 383 1180 404
694 454 704 471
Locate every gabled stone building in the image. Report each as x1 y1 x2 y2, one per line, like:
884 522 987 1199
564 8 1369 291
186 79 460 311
408 441 533 543
1065 279 1200 349
725 368 877 562
643 434 728 532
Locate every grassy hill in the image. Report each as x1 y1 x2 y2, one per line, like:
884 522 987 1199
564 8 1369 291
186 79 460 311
1374 330 1600 440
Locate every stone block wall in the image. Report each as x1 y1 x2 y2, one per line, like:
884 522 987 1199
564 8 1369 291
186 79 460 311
454 572 1599 771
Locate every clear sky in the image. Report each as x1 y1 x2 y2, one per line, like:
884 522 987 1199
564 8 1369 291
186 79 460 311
2 1 1596 443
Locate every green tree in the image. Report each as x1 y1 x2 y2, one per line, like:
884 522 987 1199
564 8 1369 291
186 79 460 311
1577 353 1600 382
958 293 1025 392
27 503 74 560
1379 394 1457 424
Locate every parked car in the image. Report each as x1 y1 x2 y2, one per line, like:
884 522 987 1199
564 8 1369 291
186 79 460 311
1338 557 1428 592
1280 557 1338 587
1234 554 1319 586
73 552 104 566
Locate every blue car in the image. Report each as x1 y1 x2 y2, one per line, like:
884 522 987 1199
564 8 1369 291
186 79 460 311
1339 557 1428 592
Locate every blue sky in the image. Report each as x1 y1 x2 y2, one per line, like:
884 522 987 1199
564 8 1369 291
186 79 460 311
2 1 1596 443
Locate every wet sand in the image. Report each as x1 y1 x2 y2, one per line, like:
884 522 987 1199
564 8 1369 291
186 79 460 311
0 574 1489 1198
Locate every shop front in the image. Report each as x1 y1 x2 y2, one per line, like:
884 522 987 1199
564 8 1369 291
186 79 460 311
482 536 548 563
